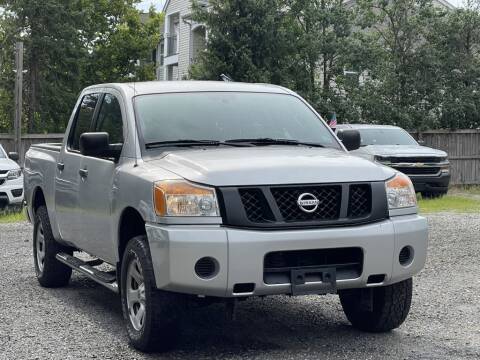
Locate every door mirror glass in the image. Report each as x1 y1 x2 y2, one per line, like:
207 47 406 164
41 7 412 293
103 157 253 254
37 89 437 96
79 132 110 158
8 152 19 161
337 129 361 151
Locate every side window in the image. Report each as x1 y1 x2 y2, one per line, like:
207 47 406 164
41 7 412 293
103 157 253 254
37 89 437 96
95 94 124 145
70 94 99 151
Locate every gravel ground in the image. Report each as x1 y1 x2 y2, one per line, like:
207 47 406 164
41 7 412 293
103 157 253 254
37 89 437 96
0 213 479 360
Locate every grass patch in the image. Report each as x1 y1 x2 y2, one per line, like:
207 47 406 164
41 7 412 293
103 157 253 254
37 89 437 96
418 195 480 214
449 185 480 196
0 208 27 223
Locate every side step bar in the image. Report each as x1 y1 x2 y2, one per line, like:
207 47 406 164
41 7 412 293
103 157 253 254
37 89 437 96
56 253 119 293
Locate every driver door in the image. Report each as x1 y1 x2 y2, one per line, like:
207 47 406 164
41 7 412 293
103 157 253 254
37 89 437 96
76 93 125 262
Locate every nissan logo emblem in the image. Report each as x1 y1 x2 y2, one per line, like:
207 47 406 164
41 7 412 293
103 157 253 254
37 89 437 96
297 193 320 213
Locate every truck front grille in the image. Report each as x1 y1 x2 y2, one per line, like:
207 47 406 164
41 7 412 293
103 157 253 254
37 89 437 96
0 179 5 186
389 156 442 163
239 189 275 223
219 182 387 229
271 186 341 222
264 247 363 284
348 184 372 218
394 167 440 175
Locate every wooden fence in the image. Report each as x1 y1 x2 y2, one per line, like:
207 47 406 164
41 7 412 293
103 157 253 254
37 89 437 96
1 130 479 185
412 130 480 185
0 134 64 164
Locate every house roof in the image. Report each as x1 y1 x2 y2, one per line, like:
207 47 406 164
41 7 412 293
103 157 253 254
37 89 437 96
162 0 171 13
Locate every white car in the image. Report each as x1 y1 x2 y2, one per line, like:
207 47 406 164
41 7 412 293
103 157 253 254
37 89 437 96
0 144 24 208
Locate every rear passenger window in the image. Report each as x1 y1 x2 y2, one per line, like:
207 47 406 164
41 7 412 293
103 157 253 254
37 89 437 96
95 94 124 144
70 94 99 151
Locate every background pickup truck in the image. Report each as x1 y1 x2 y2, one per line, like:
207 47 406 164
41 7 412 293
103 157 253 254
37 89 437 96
24 81 428 352
337 124 451 197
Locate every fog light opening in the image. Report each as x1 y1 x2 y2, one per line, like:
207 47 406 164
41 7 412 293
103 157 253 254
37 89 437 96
367 274 386 284
399 246 414 267
233 283 255 294
195 257 219 279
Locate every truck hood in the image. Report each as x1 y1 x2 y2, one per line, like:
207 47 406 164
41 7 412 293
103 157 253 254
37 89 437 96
146 146 396 186
360 145 447 157
0 158 20 172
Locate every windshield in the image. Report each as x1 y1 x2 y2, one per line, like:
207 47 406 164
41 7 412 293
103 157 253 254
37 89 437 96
134 92 340 149
358 128 418 146
0 145 5 158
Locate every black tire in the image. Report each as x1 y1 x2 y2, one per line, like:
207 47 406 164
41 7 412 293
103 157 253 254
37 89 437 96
339 278 413 332
421 190 448 199
33 206 72 287
120 235 184 352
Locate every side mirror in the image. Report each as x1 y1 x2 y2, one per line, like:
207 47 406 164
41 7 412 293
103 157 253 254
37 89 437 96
418 139 425 146
8 152 19 162
79 132 110 158
337 129 361 151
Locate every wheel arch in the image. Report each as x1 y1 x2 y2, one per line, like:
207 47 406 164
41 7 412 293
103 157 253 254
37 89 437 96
31 186 47 217
117 206 147 264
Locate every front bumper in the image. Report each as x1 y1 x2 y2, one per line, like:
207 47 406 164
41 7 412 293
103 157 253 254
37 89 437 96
0 176 24 206
410 173 451 193
146 214 428 297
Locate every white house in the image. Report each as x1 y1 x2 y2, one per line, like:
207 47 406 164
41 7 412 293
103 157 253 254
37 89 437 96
158 0 208 81
157 0 455 81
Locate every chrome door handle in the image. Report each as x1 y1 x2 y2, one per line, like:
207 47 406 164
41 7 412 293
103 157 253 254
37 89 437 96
57 162 65 171
79 169 88 178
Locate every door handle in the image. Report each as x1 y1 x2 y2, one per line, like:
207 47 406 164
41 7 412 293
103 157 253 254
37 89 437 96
57 162 64 171
79 169 88 178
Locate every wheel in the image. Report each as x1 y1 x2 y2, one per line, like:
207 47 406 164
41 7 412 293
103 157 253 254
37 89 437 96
33 206 72 287
339 278 413 332
421 190 447 199
120 235 184 352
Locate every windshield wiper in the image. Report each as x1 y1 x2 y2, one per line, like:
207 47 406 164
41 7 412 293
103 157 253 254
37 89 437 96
145 139 251 149
225 138 325 148
145 140 222 149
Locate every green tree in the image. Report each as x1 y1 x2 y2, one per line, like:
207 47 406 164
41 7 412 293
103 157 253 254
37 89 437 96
82 5 163 84
351 0 441 130
426 0 480 129
0 17 15 133
286 0 356 120
0 0 162 133
189 0 293 84
0 0 88 132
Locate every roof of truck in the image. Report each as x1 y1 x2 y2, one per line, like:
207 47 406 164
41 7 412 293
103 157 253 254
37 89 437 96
84 81 293 97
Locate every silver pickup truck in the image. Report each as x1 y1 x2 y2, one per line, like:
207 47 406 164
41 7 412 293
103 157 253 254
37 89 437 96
24 81 428 352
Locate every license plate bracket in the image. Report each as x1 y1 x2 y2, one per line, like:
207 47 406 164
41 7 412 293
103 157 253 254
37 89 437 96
290 267 337 296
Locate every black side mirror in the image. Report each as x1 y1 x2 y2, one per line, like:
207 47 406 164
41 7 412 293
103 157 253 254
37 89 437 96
337 129 361 151
8 152 19 161
79 132 110 158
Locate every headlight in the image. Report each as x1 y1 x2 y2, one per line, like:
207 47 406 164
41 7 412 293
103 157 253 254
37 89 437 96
385 173 417 209
374 155 391 163
7 168 22 180
440 164 450 174
154 180 219 217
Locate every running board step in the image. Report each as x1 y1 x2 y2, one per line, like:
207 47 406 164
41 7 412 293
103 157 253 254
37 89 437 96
56 253 119 293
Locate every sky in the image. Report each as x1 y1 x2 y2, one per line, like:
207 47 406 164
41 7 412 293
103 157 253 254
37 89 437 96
137 0 165 11
137 0 465 11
